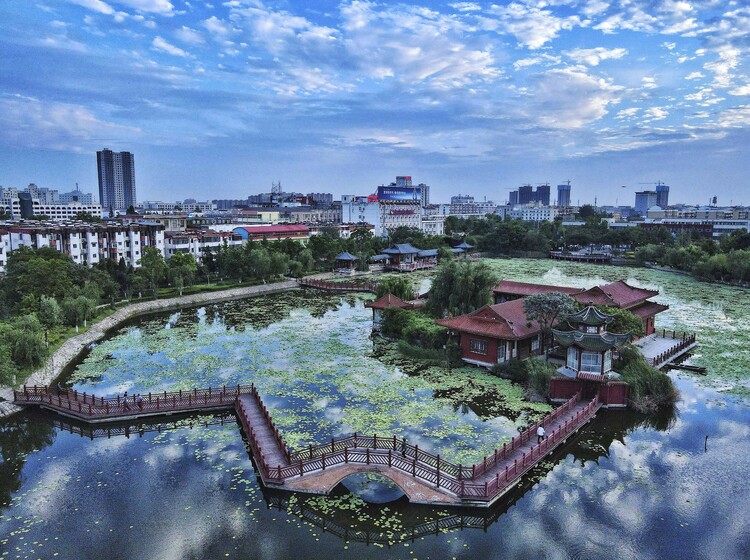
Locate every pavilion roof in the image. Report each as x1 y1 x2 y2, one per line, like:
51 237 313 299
551 329 631 351
436 299 540 341
383 243 422 255
628 300 670 319
492 279 583 297
455 241 474 249
574 280 659 309
364 294 413 310
567 306 614 326
417 249 439 257
334 251 358 261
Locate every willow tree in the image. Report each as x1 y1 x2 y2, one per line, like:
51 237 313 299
427 260 496 317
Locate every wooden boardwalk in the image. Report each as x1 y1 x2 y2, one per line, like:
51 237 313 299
297 278 377 293
15 384 601 508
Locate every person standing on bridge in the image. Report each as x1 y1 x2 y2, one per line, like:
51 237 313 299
537 425 546 444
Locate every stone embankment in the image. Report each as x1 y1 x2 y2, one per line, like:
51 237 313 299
0 274 335 418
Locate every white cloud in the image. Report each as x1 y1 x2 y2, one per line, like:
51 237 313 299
202 15 234 36
488 3 581 49
175 26 205 45
728 84 750 96
642 76 658 89
449 2 481 12
528 68 623 129
643 106 669 121
152 36 192 57
67 0 114 15
685 72 704 80
0 94 139 151
565 47 628 66
114 0 174 14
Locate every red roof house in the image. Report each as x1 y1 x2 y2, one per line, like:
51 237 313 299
436 299 543 367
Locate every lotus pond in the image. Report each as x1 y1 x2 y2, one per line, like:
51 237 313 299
1 259 749 559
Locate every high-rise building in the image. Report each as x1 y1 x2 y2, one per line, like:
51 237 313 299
509 184 550 206
656 183 670 209
417 183 430 206
517 185 534 204
536 184 551 206
557 183 571 207
97 149 136 214
635 191 658 215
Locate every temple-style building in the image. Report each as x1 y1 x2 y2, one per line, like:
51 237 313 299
372 244 439 272
549 306 630 407
334 251 358 274
492 279 668 336
364 294 413 330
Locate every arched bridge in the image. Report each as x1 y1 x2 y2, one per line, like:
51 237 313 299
14 384 600 508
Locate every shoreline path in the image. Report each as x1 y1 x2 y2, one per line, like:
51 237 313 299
0 274 335 418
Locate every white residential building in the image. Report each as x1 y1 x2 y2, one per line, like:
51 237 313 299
0 221 164 273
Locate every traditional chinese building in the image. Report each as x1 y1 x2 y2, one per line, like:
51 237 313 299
436 299 543 367
373 243 439 272
334 251 358 274
549 306 630 407
364 294 413 330
492 279 668 336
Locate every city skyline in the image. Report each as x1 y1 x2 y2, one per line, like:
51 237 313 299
1 1 748 206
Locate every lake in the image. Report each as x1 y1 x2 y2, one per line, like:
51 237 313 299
1 259 749 559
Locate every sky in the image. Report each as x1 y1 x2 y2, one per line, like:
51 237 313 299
1 0 749 206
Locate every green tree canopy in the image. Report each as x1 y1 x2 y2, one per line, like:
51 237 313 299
427 260 496 317
375 276 415 301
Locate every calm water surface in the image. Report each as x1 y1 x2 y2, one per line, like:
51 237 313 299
1 260 749 559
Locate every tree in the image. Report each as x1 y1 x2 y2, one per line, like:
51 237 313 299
73 212 101 223
427 260 496 317
138 247 167 296
126 205 136 214
62 295 97 331
167 252 197 296
38 296 62 339
375 276 415 301
523 292 578 355
595 306 644 338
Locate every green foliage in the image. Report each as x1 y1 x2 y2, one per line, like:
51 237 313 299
495 358 556 397
38 296 62 330
617 345 679 412
61 295 97 328
375 276 415 301
138 246 167 295
72 211 102 223
0 316 48 372
595 306 644 338
523 292 577 352
427 260 496 317
381 307 448 349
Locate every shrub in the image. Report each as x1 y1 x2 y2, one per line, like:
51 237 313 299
617 345 679 412
381 307 448 350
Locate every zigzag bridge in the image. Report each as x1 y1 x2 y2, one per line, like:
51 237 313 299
14 384 601 507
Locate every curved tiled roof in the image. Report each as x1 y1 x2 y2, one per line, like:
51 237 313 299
364 294 412 310
492 280 583 297
574 280 659 308
436 298 540 340
567 306 614 326
551 329 631 351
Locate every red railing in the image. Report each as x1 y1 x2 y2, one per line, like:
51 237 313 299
13 384 253 419
297 278 377 293
459 394 600 501
15 382 600 503
651 332 696 366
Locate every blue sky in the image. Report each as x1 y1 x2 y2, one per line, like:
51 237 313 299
1 0 749 205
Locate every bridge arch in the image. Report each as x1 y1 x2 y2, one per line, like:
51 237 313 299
283 464 460 505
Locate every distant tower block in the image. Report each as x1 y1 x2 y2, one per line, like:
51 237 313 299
557 182 571 207
656 182 670 209
97 148 136 214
